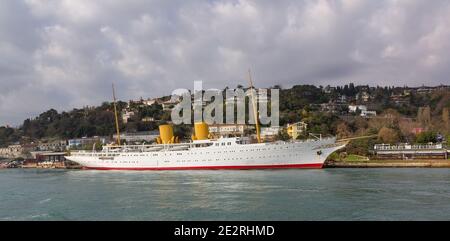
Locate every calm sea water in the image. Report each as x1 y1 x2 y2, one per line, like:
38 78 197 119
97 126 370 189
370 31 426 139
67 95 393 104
1 168 450 221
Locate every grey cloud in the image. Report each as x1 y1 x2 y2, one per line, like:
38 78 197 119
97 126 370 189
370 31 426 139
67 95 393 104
1 0 450 125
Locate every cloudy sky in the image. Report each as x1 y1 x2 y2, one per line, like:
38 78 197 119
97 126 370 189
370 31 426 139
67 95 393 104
1 0 449 125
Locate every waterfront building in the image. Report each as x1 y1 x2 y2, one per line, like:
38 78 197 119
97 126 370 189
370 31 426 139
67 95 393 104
286 122 308 140
37 140 67 152
24 151 68 168
68 137 108 149
373 143 449 160
36 152 67 168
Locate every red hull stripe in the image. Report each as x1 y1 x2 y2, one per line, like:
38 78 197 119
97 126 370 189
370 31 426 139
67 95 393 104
83 163 323 171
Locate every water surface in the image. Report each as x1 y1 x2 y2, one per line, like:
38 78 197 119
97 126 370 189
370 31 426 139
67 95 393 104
1 168 449 220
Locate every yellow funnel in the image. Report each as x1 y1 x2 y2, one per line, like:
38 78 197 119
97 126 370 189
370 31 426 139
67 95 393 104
192 122 209 140
159 124 174 144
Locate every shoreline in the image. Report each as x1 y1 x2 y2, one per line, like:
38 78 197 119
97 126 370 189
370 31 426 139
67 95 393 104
325 159 450 168
4 158 450 169
4 163 450 169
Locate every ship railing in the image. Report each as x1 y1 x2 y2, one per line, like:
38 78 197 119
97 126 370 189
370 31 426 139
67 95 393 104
70 141 214 155
374 143 444 151
262 136 335 146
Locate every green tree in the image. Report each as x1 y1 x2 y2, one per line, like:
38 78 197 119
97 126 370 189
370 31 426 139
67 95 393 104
277 129 290 141
416 131 437 144
0 126 20 147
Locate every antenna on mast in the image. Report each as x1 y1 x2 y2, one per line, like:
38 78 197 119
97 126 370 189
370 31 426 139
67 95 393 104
112 83 121 146
247 69 261 143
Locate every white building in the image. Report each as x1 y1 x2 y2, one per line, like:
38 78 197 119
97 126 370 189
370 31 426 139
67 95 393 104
348 105 367 113
122 110 135 123
0 145 24 158
38 140 67 151
361 110 377 117
143 99 157 106
287 122 308 140
68 137 108 149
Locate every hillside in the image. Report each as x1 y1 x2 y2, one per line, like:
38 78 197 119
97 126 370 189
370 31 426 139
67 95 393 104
0 84 449 149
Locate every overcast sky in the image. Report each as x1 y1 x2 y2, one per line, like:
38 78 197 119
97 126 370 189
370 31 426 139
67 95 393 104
1 0 449 126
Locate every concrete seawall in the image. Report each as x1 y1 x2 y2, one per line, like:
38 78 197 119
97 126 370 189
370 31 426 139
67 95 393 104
326 159 450 168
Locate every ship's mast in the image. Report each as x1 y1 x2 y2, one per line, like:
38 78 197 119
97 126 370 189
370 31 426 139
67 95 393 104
112 83 121 146
247 69 261 143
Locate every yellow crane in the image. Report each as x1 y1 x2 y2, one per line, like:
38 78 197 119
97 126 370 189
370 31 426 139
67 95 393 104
247 69 261 143
112 83 121 146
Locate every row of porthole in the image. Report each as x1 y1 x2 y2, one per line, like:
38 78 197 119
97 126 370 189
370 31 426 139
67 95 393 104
109 146 302 157
119 152 299 159
85 145 301 157
96 160 138 164
171 155 294 162
112 147 303 158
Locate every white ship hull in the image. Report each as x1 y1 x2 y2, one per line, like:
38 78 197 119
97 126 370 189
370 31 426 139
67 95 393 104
66 138 346 170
